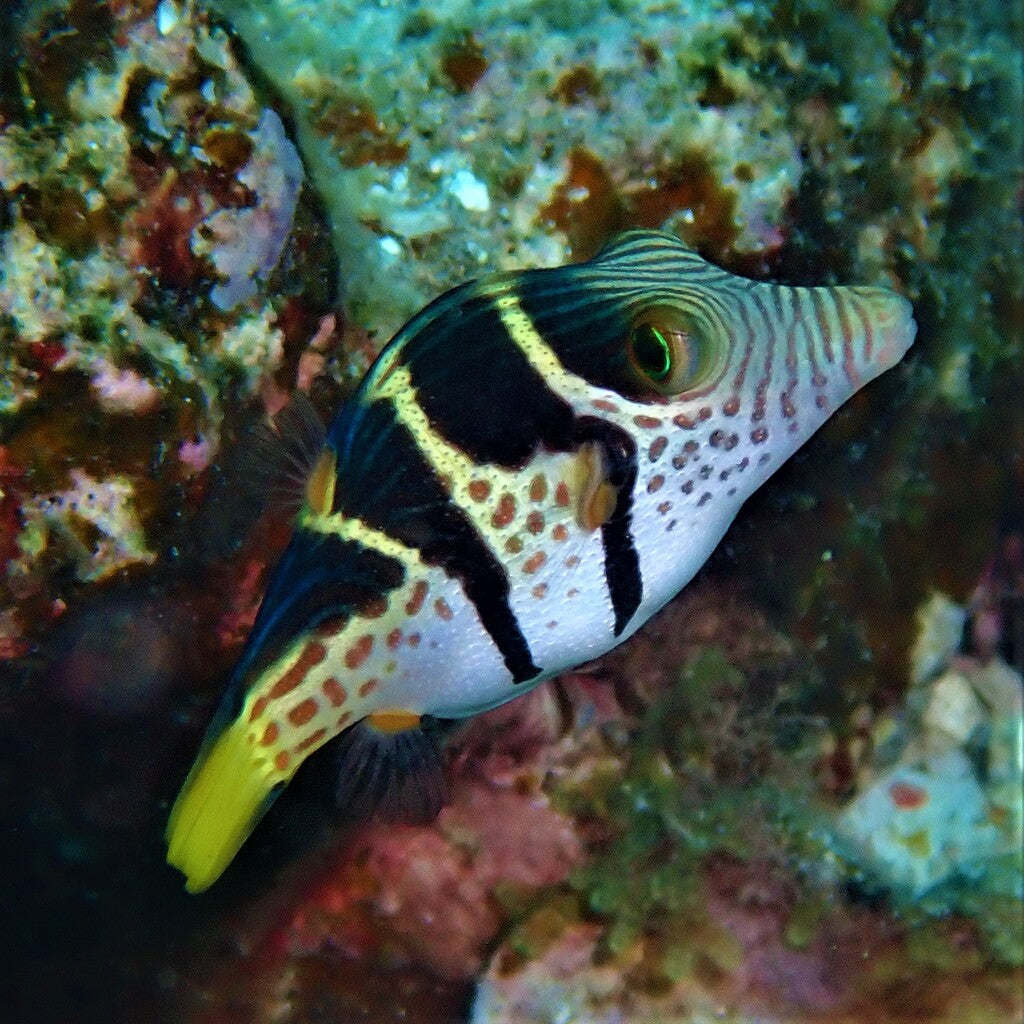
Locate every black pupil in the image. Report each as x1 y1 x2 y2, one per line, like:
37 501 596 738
633 324 672 380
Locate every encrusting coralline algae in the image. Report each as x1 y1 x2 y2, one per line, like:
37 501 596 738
0 0 332 651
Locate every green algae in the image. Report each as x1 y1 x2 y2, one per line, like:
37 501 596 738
467 649 1020 1024
906 852 1024 969
529 642 1022 1000
547 649 832 962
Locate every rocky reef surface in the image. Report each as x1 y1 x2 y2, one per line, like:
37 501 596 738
0 2 1020 1023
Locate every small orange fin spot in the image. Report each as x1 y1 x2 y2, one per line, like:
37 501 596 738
572 441 618 531
305 448 336 517
367 709 422 735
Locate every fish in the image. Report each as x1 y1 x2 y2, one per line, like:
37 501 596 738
166 229 915 892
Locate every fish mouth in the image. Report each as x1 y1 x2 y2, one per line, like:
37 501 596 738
855 287 917 379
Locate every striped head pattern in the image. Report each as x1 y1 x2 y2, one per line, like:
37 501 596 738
166 230 915 891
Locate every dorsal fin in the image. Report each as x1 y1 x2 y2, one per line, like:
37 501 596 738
247 392 329 516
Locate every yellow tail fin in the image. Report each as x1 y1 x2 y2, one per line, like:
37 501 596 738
165 715 279 893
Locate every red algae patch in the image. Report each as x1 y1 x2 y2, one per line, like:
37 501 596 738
440 31 488 93
282 781 583 981
0 0 334 663
308 94 409 168
540 147 623 261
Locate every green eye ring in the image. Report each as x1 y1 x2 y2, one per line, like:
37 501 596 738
630 324 673 381
626 305 707 396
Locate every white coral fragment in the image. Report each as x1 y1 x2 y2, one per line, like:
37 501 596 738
18 471 156 582
909 591 967 685
449 168 491 212
836 750 998 897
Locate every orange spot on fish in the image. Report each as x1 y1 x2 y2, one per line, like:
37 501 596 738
633 414 662 429
574 441 616 531
526 511 544 534
288 697 319 727
554 482 570 507
297 728 327 753
552 523 568 542
248 696 268 723
468 479 491 502
529 474 548 502
434 597 453 621
367 709 421 734
531 583 548 599
505 536 523 554
405 580 428 616
322 677 347 707
647 475 664 494
260 722 279 746
274 750 290 772
591 398 617 413
523 551 547 574
337 711 352 728
345 635 374 670
491 493 516 528
579 480 616 531
408 633 421 647
362 597 388 619
305 448 336 516
386 628 403 649
268 641 327 699
359 677 379 698
315 616 349 639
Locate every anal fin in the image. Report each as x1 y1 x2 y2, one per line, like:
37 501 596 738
332 713 449 825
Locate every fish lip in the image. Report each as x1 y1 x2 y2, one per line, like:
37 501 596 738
859 289 918 377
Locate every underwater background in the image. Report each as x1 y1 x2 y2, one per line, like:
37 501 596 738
0 1 1021 1022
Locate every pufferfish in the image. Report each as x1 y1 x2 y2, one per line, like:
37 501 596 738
166 229 915 892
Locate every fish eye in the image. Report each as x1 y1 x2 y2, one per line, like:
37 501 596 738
626 306 707 395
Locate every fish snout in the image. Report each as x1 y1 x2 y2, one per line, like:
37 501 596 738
851 286 917 380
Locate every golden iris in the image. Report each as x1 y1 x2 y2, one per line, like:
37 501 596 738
626 306 705 395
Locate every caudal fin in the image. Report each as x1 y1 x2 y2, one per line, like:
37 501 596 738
165 715 281 893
